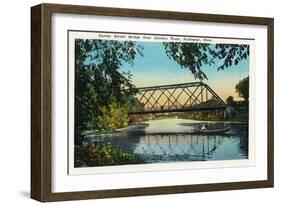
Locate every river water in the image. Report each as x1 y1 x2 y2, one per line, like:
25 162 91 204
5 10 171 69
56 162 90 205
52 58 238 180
85 118 248 164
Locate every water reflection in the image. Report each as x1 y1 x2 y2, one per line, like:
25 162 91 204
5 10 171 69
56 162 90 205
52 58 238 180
84 119 249 164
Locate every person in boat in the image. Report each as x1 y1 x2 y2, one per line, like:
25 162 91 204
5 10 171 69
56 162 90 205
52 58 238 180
201 124 207 131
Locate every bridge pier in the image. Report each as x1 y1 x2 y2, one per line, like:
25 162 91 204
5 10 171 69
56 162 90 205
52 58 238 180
224 106 235 120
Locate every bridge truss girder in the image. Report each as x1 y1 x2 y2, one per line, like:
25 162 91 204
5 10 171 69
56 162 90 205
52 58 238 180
127 82 226 115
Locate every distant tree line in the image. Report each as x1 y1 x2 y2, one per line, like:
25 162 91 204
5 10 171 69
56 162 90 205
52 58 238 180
226 76 249 106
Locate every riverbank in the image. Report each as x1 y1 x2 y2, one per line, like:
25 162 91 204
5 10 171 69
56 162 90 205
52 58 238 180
82 123 144 137
82 116 248 138
155 111 248 123
75 143 144 167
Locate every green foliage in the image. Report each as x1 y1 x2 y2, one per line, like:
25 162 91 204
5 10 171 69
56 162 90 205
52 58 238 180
75 39 143 136
235 76 249 100
75 143 144 167
180 111 224 121
229 111 248 122
226 96 236 106
163 42 210 80
97 98 129 131
163 43 249 80
213 44 249 70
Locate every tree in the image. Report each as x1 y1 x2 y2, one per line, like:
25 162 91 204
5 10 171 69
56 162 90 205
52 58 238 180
97 98 129 131
226 96 236 106
235 76 249 101
163 43 249 80
75 39 143 135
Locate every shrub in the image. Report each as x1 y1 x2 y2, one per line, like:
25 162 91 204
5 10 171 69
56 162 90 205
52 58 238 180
226 96 236 107
97 98 129 131
75 143 144 167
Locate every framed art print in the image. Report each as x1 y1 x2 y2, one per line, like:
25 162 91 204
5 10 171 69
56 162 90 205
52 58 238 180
31 3 274 202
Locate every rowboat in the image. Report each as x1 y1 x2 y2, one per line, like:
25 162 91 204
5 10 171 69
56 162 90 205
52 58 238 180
135 127 231 136
196 127 230 135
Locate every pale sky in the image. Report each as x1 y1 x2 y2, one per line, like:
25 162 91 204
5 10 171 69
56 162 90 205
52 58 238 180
120 41 249 101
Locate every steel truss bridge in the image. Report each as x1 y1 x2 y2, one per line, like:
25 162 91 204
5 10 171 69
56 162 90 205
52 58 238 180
126 82 226 115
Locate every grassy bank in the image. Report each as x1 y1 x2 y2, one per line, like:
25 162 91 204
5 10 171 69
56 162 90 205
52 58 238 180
75 143 144 167
179 111 224 121
227 111 248 122
149 111 249 123
179 110 248 123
